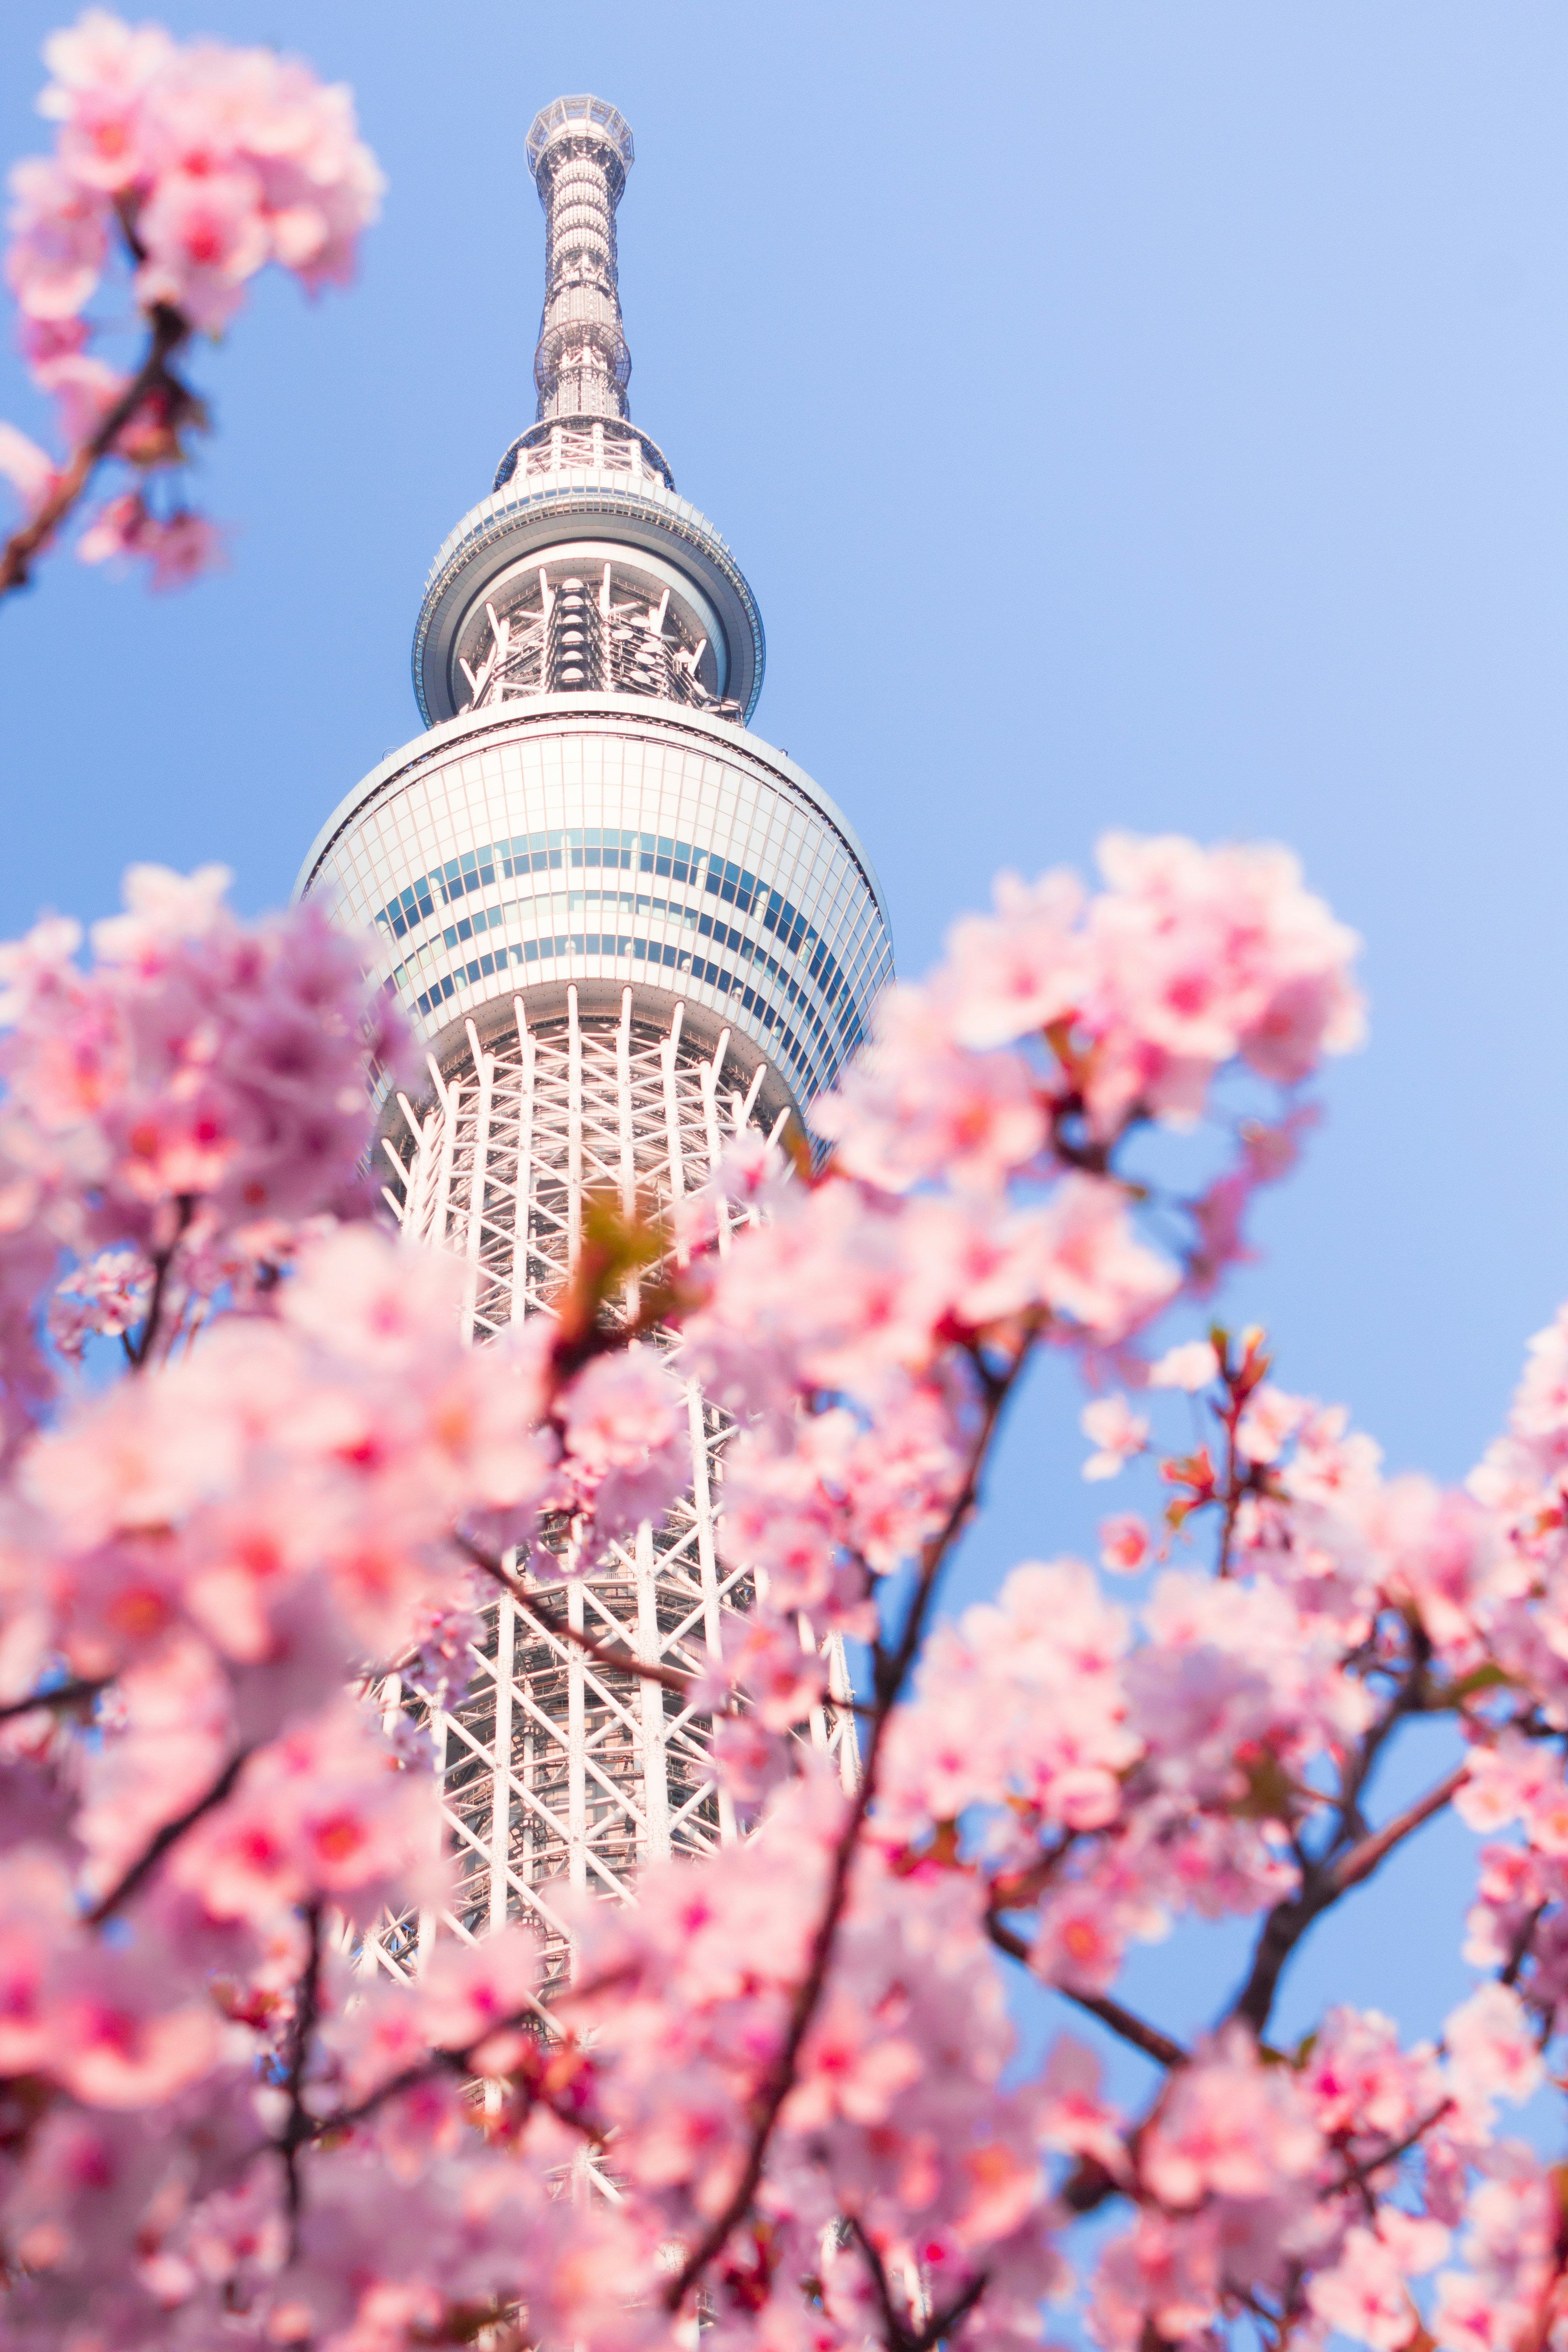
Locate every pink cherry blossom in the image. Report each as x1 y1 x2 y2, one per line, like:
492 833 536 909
1098 1511 1152 1573
1140 2025 1323 2207
1442 1982 1543 2108
3 14 382 598
77 490 225 585
0 421 57 517
1149 1337 1220 1391
12 821 1568 2352
1081 1394 1149 1480
1307 2224 1420 2351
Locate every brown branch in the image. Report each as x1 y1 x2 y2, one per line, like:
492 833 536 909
848 2213 916 2351
911 2270 990 2352
278 1901 323 2253
0 1675 108 1725
985 1914 1188 2068
300 2029 609 2152
1230 1761 1466 2034
456 1536 704 1699
127 1194 195 1371
663 1347 1032 2316
0 306 190 599
1332 2098 1453 2197
1502 1904 1547 1989
85 1744 250 1925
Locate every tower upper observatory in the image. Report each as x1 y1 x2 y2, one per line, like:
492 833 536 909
299 91 890 1130
408 93 765 735
293 99 887 1953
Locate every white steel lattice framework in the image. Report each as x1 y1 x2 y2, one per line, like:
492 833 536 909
362 989 858 1988
303 94 891 1983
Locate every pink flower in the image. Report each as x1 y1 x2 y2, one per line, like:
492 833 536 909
1036 1176 1178 1340
135 167 269 330
1307 2225 1419 2352
0 421 58 518
553 1342 690 1546
817 986 1047 1194
39 9 172 194
1234 1382 1307 1465
730 1611 828 1731
1099 1511 1151 1573
1443 1982 1542 2107
1140 2025 1323 2207
1089 831 1365 1086
939 867 1087 1049
1149 1338 1220 1391
5 155 109 320
78 493 225 588
174 1704 437 1926
1081 1394 1149 1480
48 1245 151 1359
784 1992 923 2128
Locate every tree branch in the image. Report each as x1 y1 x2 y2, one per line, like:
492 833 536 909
1229 1762 1466 2034
985 1914 1188 2068
0 1675 107 1725
456 1535 709 1699
1333 2099 1453 2197
278 1901 323 2253
0 307 191 600
126 1194 195 1371
848 2213 916 2352
911 2270 990 2352
663 1346 1032 2315
298 2018 609 2154
85 1744 250 1926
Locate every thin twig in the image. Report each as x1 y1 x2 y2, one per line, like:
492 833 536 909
985 1915 1188 2068
457 1537 704 1699
911 2269 990 2352
663 1348 1031 2316
459 1533 875 1719
1332 2099 1454 2197
848 2213 914 2351
278 1902 323 2252
0 1675 107 1725
1230 1761 1466 2034
298 2025 608 2152
85 1744 250 1925
127 1194 195 1371
0 307 190 599
1502 1904 1546 1989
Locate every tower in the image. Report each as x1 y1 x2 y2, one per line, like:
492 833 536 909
297 97 892 1978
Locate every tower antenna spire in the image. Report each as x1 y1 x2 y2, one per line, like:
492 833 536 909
526 94 636 424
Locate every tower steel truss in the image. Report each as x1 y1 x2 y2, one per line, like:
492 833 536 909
362 990 857 1987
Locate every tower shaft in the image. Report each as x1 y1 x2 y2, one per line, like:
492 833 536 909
306 96 891 1983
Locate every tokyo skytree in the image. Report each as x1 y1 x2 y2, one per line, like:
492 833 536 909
296 95 893 1978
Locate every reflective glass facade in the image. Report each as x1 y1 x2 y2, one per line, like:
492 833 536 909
298 697 892 1112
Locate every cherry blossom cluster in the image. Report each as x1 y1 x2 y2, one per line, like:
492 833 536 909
4 829 1568 2352
0 11 382 590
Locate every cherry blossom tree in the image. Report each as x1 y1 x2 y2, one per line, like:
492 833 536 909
0 9 382 594
0 818 1559 2352
4 17 1568 2352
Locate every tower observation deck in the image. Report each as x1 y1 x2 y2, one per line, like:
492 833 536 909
296 97 892 1971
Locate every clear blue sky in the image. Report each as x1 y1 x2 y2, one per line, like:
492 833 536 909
2 2 1566 2055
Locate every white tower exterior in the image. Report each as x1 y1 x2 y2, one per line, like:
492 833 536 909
298 97 892 1978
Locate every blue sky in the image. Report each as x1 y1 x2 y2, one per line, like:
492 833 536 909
3 1 1567 2057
